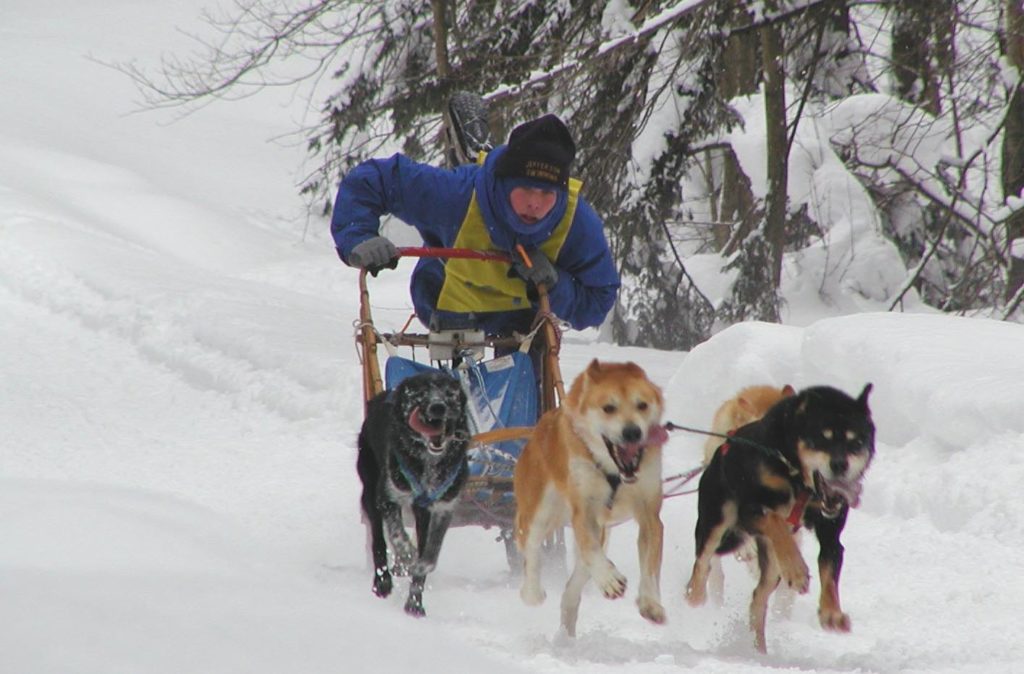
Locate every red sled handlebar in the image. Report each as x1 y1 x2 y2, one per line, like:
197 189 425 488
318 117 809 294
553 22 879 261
357 245 564 411
396 246 514 263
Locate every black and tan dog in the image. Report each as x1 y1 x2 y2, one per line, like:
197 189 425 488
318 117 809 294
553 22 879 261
357 370 469 617
685 384 875 653
702 384 795 606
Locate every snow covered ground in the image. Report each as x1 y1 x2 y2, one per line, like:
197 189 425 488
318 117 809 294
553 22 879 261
3 3 1024 673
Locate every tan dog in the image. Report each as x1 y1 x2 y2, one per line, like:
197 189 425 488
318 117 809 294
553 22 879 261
703 384 796 464
514 360 668 636
703 384 794 605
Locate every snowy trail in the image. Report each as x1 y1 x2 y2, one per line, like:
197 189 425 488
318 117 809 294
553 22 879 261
6 227 1024 672
5 203 1024 671
0 265 346 550
0 207 357 565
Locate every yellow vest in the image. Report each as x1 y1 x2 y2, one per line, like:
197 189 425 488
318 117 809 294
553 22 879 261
436 168 581 314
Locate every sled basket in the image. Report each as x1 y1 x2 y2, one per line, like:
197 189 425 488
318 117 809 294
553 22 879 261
384 350 537 528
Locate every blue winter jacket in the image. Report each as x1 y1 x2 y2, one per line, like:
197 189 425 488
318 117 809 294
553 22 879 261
330 146 619 336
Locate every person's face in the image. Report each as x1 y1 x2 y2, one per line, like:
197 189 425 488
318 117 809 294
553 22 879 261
509 186 557 225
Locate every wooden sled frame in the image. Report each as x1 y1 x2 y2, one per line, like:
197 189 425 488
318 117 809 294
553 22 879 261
357 246 565 412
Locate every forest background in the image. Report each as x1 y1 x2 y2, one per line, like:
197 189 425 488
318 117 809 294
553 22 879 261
126 0 1024 347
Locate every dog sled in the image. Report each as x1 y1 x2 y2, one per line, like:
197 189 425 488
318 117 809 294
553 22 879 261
355 246 567 567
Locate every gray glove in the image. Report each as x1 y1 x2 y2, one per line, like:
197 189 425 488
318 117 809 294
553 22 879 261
509 249 558 290
348 236 399 275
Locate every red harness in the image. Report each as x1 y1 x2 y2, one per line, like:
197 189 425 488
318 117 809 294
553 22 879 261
718 436 809 531
786 489 811 531
718 429 735 456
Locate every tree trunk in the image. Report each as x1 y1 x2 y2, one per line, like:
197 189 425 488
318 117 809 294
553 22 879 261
720 6 759 100
761 14 787 291
719 147 756 255
431 0 460 167
430 0 450 80
1004 0 1024 305
891 0 952 116
713 0 760 254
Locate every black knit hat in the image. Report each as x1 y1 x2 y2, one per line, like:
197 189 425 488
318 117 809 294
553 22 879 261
494 114 576 187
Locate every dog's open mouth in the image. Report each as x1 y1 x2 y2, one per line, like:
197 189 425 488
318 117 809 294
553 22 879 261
813 471 863 517
602 425 668 484
407 407 450 454
604 437 643 483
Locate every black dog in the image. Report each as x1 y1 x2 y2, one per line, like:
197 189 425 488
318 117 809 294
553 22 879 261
357 370 470 617
685 384 875 653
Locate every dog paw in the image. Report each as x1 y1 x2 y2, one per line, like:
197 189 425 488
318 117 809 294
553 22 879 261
685 578 707 607
520 582 547 606
819 607 851 632
781 560 810 594
638 598 666 625
372 568 393 598
404 597 426 618
593 563 627 599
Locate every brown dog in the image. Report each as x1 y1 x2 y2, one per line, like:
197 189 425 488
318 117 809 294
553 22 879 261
513 360 668 636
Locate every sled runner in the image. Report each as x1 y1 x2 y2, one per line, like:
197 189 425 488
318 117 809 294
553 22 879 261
355 246 567 567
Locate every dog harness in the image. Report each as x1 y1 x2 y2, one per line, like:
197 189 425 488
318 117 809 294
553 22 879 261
602 471 621 509
392 453 464 508
786 489 811 531
716 434 802 480
717 432 810 530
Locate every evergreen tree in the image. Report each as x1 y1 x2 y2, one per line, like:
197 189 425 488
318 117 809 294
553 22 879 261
120 0 1024 350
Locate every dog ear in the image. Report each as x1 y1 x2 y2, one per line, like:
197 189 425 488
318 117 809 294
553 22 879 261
781 384 795 397
581 359 602 391
857 383 873 412
565 362 595 409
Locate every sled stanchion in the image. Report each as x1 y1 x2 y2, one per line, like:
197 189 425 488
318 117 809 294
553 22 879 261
358 269 385 410
536 287 565 410
513 244 565 412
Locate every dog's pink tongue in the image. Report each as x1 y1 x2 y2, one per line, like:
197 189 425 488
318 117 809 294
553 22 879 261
822 476 864 508
647 424 669 447
619 442 642 464
407 407 442 438
619 426 668 464
842 481 864 508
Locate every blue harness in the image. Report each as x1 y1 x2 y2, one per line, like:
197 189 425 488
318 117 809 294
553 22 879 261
393 451 464 508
